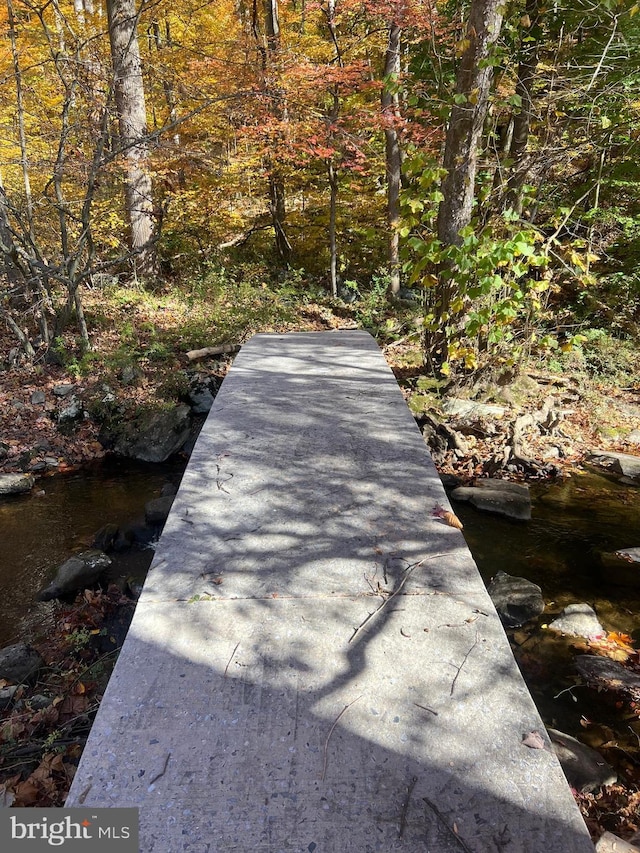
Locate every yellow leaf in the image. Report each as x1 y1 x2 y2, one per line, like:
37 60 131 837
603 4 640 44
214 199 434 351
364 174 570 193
443 510 464 530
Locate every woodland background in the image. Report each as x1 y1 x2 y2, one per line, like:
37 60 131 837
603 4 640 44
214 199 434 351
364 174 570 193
0 0 639 384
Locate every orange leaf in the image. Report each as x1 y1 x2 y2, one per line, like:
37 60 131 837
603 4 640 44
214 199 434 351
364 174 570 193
442 510 464 530
431 504 463 529
14 780 40 806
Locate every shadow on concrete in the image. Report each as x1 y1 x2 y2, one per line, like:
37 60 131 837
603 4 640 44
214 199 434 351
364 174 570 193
68 332 594 852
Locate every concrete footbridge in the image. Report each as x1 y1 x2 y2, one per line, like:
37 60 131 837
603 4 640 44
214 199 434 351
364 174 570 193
66 331 595 852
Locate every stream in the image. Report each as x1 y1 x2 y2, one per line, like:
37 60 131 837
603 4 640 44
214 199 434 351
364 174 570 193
0 458 186 648
1 460 639 768
453 468 640 764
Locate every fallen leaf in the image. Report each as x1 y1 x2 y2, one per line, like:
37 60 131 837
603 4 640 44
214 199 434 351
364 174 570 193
431 504 464 529
14 780 40 806
522 730 546 749
442 510 464 530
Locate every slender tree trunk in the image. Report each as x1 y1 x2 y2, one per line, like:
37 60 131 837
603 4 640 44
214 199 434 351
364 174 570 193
437 0 505 246
506 0 542 213
429 0 505 371
6 0 34 244
106 0 158 280
328 160 338 297
382 22 402 297
151 20 180 147
0 174 20 283
261 0 291 265
325 0 342 296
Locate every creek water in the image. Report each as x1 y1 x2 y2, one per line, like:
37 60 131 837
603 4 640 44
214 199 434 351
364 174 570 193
0 458 186 648
453 468 640 757
456 469 640 636
1 460 639 757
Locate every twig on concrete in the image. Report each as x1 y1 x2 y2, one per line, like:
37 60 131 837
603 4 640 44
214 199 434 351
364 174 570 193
321 695 362 782
399 776 418 838
224 642 240 678
215 464 233 492
450 632 479 698
423 797 474 853
348 554 451 644
413 702 438 716
77 783 92 804
363 572 378 595
148 752 171 786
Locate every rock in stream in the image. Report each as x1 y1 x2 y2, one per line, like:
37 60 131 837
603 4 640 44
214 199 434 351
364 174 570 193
37 549 112 601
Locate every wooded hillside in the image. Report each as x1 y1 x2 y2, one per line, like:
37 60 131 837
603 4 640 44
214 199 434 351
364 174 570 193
1 0 639 380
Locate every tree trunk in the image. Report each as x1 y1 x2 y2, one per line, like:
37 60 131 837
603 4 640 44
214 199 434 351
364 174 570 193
437 0 505 246
106 0 157 281
268 174 291 265
328 160 338 297
326 0 342 296
429 0 505 371
382 23 402 297
6 0 34 244
260 0 291 266
506 0 542 213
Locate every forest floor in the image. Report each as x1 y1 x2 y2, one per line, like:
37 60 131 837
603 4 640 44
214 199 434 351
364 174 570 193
0 278 639 479
0 284 639 843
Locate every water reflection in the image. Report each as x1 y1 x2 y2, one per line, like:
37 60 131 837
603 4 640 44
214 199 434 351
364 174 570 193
0 458 186 647
456 470 640 637
454 469 640 745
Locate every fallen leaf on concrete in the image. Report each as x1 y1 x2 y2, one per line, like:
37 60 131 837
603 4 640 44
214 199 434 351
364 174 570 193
431 504 464 529
522 730 547 750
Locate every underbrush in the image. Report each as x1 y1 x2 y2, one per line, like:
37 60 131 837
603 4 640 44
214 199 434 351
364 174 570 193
0 588 135 807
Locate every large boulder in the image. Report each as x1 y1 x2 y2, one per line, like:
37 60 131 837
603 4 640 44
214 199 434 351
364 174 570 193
548 728 617 793
451 478 532 520
0 642 44 683
587 450 640 485
548 603 605 640
487 571 545 627
600 547 640 588
0 473 34 495
38 549 112 601
114 405 191 463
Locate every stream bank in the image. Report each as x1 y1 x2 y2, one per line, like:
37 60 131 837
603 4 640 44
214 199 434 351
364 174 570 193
0 341 639 842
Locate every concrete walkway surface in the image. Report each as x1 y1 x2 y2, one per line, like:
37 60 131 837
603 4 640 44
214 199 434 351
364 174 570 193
67 330 595 852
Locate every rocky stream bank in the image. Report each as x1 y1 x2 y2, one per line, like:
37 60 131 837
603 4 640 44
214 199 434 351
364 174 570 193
0 352 639 847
